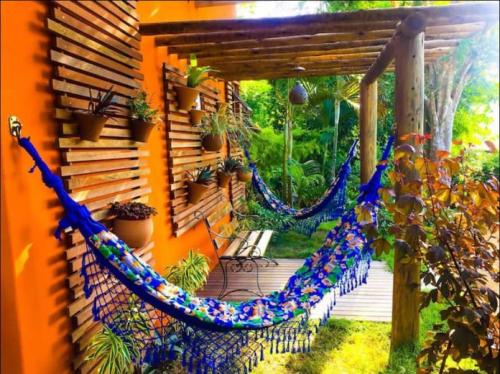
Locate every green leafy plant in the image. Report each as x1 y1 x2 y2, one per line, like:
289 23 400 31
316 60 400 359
86 86 118 117
110 202 158 220
289 159 326 207
186 166 214 185
185 65 215 88
164 249 210 293
200 104 232 136
218 156 240 174
128 90 160 123
359 134 499 373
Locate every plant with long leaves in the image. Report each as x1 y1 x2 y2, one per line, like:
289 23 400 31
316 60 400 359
358 134 499 373
186 166 214 185
199 104 232 136
289 159 326 208
217 156 241 174
87 86 119 117
185 65 215 88
164 249 210 293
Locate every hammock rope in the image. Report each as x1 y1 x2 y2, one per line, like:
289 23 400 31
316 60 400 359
13 128 393 374
247 140 358 236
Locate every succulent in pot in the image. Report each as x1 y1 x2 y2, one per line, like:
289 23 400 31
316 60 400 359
237 165 253 182
200 104 231 152
186 166 214 204
175 65 214 110
217 156 240 188
74 86 118 142
128 90 161 143
110 202 157 248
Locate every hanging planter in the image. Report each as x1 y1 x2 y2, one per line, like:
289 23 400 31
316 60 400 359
202 134 224 152
186 166 214 204
189 109 204 125
217 171 232 188
128 89 160 143
110 202 157 248
74 87 118 142
237 166 253 182
131 119 156 143
288 81 308 105
175 86 199 111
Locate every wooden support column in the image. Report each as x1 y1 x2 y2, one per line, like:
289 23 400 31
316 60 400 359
391 24 425 348
359 81 378 183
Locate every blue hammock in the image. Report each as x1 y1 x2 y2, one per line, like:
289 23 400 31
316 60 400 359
12 122 393 373
247 140 357 236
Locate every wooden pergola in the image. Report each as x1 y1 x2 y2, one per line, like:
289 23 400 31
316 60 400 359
140 2 498 348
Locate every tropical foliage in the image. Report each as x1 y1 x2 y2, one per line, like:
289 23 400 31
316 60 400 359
128 90 160 123
359 136 499 373
164 249 210 294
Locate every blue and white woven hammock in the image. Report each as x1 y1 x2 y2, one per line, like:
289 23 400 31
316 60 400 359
13 125 392 374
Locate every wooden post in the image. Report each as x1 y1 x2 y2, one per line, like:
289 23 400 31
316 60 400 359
359 81 378 183
391 27 425 348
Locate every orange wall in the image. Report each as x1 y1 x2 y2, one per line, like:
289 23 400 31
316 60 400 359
0 1 236 373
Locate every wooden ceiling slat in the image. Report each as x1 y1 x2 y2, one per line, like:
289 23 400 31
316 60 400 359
141 2 498 35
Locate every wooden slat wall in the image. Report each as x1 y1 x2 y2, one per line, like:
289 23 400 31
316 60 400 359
225 81 247 211
164 64 225 237
47 2 152 373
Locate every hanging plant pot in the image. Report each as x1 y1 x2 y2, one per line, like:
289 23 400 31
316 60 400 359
217 171 232 188
187 181 209 204
189 109 204 126
288 81 308 105
113 217 154 248
74 112 107 142
237 169 253 182
202 134 224 152
175 86 199 110
131 119 155 143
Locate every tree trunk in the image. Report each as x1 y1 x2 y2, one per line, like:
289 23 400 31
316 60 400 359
331 99 341 178
424 54 473 158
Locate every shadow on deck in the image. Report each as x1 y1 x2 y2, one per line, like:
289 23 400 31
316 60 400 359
197 259 393 322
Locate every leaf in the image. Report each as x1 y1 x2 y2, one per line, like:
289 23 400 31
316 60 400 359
405 224 426 249
435 150 450 159
484 140 498 153
355 205 373 224
371 238 391 256
426 245 446 263
394 144 416 160
397 194 425 215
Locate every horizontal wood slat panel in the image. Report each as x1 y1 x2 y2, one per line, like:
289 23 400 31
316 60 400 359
48 2 151 371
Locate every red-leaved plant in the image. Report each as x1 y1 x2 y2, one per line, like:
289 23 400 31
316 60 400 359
359 134 499 373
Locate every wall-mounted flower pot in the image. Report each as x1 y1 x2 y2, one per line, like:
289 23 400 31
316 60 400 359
237 170 253 182
189 109 204 125
131 119 155 143
74 112 107 142
217 171 232 188
175 86 199 111
202 134 224 152
187 181 209 204
113 217 154 248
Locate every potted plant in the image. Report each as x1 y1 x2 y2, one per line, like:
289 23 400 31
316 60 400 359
128 90 160 143
237 164 253 182
200 104 231 152
190 108 204 126
175 65 213 111
74 86 118 142
110 202 157 248
186 166 214 204
217 156 240 188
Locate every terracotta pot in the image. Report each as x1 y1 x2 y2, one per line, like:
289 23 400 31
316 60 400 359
74 112 107 142
237 169 253 182
131 119 155 143
202 134 224 152
113 217 154 248
189 109 204 125
187 181 209 204
217 171 232 188
175 86 199 110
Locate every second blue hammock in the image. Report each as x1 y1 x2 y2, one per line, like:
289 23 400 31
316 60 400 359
247 140 358 236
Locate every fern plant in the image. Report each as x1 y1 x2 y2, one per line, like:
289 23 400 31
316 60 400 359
128 90 160 123
164 249 210 293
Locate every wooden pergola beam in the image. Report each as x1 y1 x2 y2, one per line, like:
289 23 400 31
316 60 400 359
156 21 484 48
141 2 498 35
360 81 378 183
363 12 427 84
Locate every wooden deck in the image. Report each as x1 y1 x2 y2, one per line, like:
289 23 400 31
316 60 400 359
197 259 393 322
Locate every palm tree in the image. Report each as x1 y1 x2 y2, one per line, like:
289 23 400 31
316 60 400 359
305 76 361 178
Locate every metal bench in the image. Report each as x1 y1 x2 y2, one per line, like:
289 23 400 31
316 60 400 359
196 200 277 299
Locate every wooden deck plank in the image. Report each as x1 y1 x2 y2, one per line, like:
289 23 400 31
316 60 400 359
198 259 393 322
